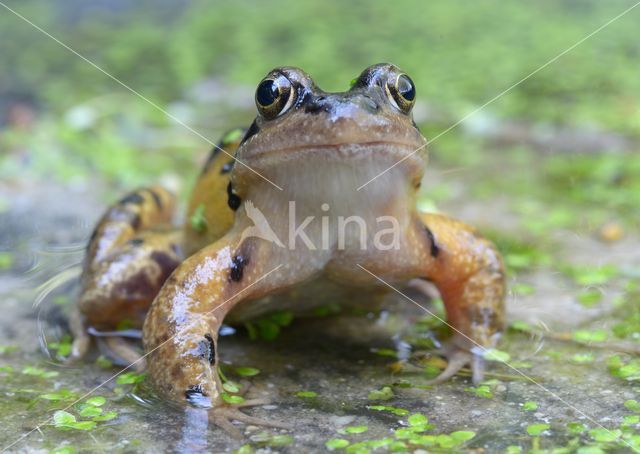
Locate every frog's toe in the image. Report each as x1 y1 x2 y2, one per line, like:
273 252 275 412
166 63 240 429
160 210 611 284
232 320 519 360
427 348 471 384
210 405 290 439
65 336 91 364
427 342 486 385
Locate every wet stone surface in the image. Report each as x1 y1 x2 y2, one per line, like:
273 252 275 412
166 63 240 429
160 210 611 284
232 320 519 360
1 179 639 453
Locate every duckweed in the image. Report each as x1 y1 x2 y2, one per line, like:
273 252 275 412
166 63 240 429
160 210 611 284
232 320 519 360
295 391 318 398
326 438 350 449
235 367 260 377
367 386 394 401
526 423 550 436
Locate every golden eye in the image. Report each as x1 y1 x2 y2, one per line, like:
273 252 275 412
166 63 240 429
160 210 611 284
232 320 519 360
386 73 416 113
255 74 295 120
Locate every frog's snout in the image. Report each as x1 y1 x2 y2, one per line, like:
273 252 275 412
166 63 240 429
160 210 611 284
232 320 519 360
304 93 381 120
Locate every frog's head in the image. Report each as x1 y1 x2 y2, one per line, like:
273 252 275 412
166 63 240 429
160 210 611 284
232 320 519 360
234 64 428 193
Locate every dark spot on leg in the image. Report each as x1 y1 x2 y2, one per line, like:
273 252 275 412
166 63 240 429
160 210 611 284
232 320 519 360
239 120 260 145
170 243 182 256
171 364 182 380
87 227 99 251
151 251 181 280
229 255 247 282
199 334 215 364
185 384 208 403
147 189 163 210
129 213 141 230
220 160 234 174
129 238 144 246
116 269 156 300
424 226 440 258
119 193 144 205
227 182 241 211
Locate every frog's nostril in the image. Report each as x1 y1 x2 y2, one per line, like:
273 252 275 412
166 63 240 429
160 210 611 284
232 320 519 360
304 96 329 114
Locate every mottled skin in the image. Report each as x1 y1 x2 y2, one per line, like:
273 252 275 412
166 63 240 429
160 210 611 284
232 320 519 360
73 63 505 433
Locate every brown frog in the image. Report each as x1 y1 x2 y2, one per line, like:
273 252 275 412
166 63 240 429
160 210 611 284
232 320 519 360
70 63 505 435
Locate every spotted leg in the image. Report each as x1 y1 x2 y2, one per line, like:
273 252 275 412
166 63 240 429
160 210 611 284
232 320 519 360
70 186 182 365
142 233 307 437
416 212 506 384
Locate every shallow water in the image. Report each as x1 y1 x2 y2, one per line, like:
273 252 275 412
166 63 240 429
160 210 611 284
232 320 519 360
1 180 639 453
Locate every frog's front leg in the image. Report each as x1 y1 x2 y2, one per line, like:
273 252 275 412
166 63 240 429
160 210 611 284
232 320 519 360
415 212 506 384
142 235 305 437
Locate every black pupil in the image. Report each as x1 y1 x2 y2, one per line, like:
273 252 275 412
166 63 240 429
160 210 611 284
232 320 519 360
257 79 279 106
397 75 415 101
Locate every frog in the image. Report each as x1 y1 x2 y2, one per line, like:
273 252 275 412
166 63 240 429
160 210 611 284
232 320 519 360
70 63 505 436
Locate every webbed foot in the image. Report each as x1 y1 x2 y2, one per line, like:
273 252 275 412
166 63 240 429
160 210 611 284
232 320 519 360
427 337 486 385
210 400 290 439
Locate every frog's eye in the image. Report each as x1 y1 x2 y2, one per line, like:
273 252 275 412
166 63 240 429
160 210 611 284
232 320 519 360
385 73 416 114
255 74 295 120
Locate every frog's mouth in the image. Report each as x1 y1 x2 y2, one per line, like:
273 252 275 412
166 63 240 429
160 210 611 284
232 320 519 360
240 141 427 178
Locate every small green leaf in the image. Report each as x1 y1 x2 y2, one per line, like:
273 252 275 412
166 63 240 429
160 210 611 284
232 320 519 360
566 422 587 434
267 435 293 446
573 330 608 343
577 289 602 307
372 348 397 357
234 444 253 454
526 423 550 436
326 438 349 449
367 405 408 416
344 425 368 434
235 367 260 377
70 421 97 431
95 355 113 369
269 310 293 327
367 386 394 401
222 393 245 404
511 283 535 296
222 128 244 145
0 252 14 270
464 385 493 398
588 428 620 442
79 406 102 418
450 431 475 443
222 381 240 393
408 414 428 426
523 401 538 411
53 411 76 426
22 366 58 378
256 319 280 340
624 399 640 412
93 411 118 421
296 391 317 398
483 348 511 363
116 372 145 385
571 353 595 363
85 396 106 407
189 204 208 233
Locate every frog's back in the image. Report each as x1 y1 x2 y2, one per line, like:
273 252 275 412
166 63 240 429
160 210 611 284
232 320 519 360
183 128 246 256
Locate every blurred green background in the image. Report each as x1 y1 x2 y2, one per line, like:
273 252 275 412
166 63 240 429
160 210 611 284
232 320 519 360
0 0 638 227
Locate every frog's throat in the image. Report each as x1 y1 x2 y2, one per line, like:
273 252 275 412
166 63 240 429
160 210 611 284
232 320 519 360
231 144 422 252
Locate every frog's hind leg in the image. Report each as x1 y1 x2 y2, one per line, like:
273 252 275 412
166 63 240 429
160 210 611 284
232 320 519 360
69 186 182 364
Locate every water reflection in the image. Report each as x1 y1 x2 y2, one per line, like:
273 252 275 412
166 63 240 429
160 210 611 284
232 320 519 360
175 407 209 453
